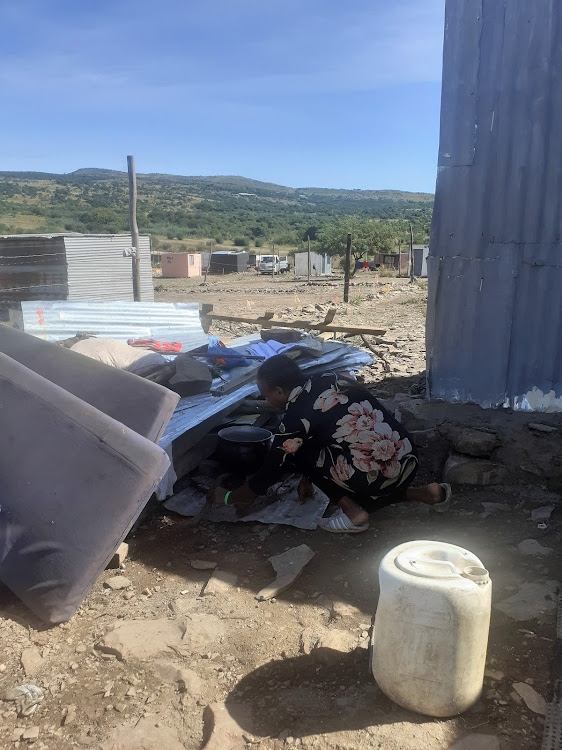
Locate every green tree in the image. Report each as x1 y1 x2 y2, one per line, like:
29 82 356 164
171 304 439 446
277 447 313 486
317 218 397 265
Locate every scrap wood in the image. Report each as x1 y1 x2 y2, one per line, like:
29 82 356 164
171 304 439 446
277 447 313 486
360 334 391 373
201 305 385 337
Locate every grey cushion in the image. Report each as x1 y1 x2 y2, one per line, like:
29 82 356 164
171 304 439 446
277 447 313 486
0 325 179 442
0 353 171 623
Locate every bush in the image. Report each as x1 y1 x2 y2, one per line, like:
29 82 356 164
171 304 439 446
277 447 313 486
378 266 397 277
254 238 263 248
233 236 249 247
214 236 224 245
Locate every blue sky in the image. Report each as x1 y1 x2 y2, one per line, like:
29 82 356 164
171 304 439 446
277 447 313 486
0 0 445 191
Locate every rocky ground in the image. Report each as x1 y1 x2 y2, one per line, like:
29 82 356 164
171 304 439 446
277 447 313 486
0 273 559 750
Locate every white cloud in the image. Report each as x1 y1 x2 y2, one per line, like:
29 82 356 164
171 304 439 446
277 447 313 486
0 0 444 110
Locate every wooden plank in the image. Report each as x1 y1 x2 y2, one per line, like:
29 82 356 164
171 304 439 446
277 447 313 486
127 155 142 302
323 308 337 325
205 313 385 336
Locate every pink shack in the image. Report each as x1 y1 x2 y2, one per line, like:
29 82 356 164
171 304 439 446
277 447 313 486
161 252 202 278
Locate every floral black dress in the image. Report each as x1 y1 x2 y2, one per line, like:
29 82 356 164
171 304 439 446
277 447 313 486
248 373 419 511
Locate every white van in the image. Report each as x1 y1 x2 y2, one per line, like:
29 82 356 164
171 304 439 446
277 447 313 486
258 255 280 274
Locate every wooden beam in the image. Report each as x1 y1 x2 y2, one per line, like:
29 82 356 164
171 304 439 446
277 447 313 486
199 303 385 337
344 232 352 302
204 312 385 336
127 155 142 302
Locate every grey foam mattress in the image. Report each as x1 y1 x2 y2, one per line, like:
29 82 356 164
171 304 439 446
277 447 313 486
0 325 179 442
0 353 171 623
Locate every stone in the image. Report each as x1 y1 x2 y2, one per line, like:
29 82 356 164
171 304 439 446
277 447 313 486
180 613 226 652
314 629 357 665
107 543 129 569
528 423 558 434
512 682 546 715
452 428 499 457
300 628 324 655
104 576 131 591
392 395 429 432
202 702 252 750
152 660 205 696
449 735 500 750
204 570 238 595
517 539 552 556
191 560 218 570
485 669 505 681
169 597 197 616
443 455 507 485
22 726 40 741
331 600 362 620
97 618 186 661
21 647 44 676
100 717 185 750
531 506 554 522
63 704 77 725
495 580 558 621
256 544 315 601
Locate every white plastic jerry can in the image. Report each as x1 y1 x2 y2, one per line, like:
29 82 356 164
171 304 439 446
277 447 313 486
371 540 491 717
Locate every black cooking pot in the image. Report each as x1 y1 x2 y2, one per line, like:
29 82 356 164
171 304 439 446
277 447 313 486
217 426 273 476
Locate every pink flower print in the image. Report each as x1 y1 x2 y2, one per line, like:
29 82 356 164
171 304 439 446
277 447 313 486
329 455 355 488
333 400 384 443
350 432 413 478
313 386 348 412
282 437 303 454
350 441 381 474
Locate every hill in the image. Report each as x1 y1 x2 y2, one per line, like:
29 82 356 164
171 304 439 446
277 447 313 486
0 169 433 249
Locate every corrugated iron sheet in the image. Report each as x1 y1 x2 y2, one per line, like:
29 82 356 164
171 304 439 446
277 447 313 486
0 233 154 310
64 234 154 302
18 300 208 352
294 252 332 277
427 0 562 410
0 235 68 308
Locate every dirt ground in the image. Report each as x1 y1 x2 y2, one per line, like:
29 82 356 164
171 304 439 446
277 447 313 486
0 273 558 750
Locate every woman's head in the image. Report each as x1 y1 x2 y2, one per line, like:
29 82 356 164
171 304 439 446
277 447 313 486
257 355 305 409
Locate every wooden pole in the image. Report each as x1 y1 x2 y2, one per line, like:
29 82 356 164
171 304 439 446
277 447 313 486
409 223 414 283
344 233 352 302
127 155 141 301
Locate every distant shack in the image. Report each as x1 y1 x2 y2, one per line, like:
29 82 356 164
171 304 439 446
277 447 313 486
0 233 154 316
294 252 332 277
209 251 248 274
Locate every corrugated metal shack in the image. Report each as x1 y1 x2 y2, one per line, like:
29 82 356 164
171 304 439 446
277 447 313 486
209 251 248 274
0 234 154 315
294 252 332 277
427 0 562 411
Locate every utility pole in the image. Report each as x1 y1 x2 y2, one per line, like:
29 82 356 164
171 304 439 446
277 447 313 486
344 233 352 302
307 235 311 284
127 155 141 301
409 223 414 283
